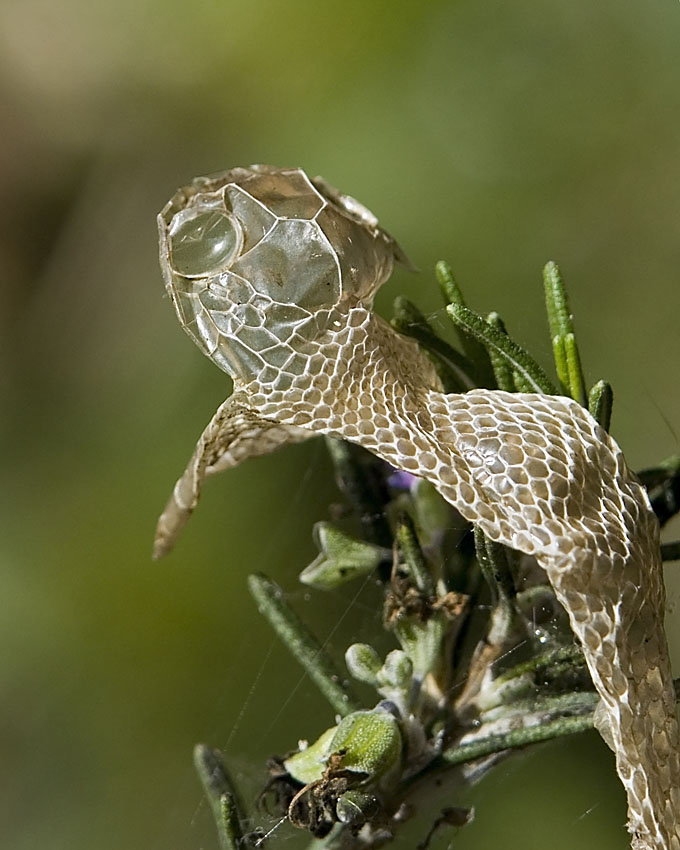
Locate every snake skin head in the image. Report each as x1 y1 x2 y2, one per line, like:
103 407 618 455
158 165 406 382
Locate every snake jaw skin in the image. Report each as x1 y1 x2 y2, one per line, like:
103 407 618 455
155 165 680 848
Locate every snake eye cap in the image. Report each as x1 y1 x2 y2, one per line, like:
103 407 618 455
167 208 243 278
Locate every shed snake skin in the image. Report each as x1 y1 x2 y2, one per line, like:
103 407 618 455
154 165 679 849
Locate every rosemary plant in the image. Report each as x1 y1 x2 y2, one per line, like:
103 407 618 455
192 262 680 850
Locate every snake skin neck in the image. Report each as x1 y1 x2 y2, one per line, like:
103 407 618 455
245 305 441 425
244 306 680 850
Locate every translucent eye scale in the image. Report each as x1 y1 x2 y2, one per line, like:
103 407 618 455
169 210 240 277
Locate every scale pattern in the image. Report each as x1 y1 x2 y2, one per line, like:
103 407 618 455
155 165 680 849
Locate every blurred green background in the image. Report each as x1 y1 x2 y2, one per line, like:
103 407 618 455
2 1 680 848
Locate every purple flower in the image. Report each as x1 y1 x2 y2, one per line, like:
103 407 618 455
387 469 418 491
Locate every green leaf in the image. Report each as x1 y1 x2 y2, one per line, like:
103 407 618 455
434 261 495 386
392 295 475 392
485 312 515 392
395 513 434 596
284 726 337 785
563 333 586 405
543 262 586 403
474 526 515 608
588 379 613 431
441 711 596 766
435 259 466 306
446 303 557 394
543 261 574 341
299 522 390 589
193 745 248 850
248 573 362 717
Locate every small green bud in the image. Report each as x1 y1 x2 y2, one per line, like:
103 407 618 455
329 708 402 786
392 614 448 679
284 709 403 792
336 790 380 825
346 644 382 686
378 650 413 690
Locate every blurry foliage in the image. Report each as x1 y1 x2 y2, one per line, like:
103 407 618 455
2 2 680 849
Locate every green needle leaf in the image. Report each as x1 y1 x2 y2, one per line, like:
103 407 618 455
564 333 586 406
485 312 515 392
248 573 362 717
193 745 248 850
395 513 434 596
474 526 515 608
435 260 466 306
434 261 495 386
551 335 568 393
392 296 476 392
543 262 586 403
543 261 573 341
440 710 596 766
588 380 614 431
446 303 557 394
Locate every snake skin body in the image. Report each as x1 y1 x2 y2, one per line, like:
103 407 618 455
154 166 680 848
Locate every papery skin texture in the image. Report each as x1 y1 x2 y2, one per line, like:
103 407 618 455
155 165 680 850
